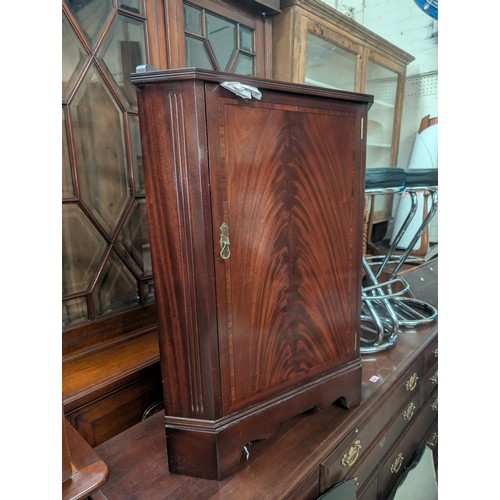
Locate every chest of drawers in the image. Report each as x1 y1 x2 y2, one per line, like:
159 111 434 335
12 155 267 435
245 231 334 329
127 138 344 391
320 333 438 498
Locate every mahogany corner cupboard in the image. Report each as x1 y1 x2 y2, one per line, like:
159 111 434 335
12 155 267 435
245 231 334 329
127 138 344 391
131 68 373 480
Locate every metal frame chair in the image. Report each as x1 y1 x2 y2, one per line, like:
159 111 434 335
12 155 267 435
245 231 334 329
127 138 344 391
360 168 408 353
365 168 438 329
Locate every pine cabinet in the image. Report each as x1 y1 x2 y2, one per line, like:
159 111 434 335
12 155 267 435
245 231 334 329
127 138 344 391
131 67 371 479
273 0 414 225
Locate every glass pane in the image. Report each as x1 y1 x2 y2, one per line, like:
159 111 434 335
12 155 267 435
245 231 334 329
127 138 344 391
93 251 139 317
62 12 90 100
119 0 142 15
206 13 236 70
185 36 214 70
116 199 152 277
62 108 75 198
63 297 88 328
129 114 144 194
184 3 202 35
305 33 356 91
64 0 113 49
99 14 147 108
70 64 130 235
365 61 398 167
239 26 253 53
62 204 107 296
233 53 254 76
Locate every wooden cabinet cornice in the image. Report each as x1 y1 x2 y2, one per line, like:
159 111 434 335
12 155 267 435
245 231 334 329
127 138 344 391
132 67 372 479
276 0 414 71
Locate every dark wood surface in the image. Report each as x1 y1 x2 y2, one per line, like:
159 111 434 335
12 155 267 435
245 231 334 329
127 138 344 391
63 331 160 412
93 260 438 499
63 330 162 447
63 303 163 448
133 69 371 478
62 418 109 500
205 83 365 413
131 67 374 105
62 305 157 358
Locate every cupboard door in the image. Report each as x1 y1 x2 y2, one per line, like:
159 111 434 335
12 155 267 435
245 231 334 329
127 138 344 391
205 84 365 414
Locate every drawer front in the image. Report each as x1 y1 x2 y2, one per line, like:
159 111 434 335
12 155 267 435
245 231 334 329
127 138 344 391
356 391 421 492
420 336 438 402
424 420 439 470
421 364 438 402
66 371 163 447
420 388 438 436
319 359 423 493
423 337 438 374
353 392 421 493
379 391 438 499
374 391 421 466
357 468 379 500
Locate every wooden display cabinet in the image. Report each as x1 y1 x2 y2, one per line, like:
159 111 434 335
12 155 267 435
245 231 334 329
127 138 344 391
132 67 372 479
272 0 415 226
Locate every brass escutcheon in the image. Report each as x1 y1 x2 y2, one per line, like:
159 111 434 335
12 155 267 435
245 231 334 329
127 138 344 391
431 397 438 412
430 370 438 385
402 402 416 421
219 223 230 260
405 372 419 391
390 453 404 474
426 432 438 448
341 439 362 467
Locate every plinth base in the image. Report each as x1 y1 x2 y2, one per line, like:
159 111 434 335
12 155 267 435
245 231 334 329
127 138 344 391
165 360 362 479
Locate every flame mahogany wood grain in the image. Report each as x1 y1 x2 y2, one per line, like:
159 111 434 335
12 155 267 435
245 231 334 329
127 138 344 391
132 68 371 479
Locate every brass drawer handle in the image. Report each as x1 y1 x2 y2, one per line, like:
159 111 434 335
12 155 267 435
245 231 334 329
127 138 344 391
430 370 438 385
430 397 438 412
433 348 438 358
219 223 231 260
426 432 438 449
402 402 416 421
390 453 404 474
341 439 362 467
405 372 419 391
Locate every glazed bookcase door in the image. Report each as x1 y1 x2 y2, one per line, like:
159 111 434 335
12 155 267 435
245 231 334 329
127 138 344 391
205 84 365 415
300 20 364 93
183 0 258 76
62 0 158 332
365 57 401 222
